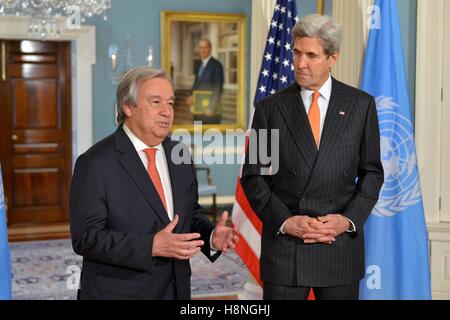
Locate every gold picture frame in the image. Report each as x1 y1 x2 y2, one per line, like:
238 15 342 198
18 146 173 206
161 11 247 132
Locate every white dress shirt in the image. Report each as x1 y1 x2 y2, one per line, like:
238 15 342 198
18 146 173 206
300 74 332 148
122 124 174 221
201 55 212 68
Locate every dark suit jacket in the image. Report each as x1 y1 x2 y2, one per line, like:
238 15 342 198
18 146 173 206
193 57 224 114
69 126 219 299
241 78 384 287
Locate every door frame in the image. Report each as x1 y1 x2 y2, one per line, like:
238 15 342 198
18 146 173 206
0 16 95 163
0 16 95 240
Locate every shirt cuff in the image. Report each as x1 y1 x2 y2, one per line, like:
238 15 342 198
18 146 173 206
345 218 356 233
278 220 287 235
210 230 218 254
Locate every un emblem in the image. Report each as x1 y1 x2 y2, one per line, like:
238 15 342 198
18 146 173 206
372 96 422 217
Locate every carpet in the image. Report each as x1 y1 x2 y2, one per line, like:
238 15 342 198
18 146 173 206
10 239 248 300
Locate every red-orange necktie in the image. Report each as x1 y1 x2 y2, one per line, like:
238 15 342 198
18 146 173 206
308 91 321 147
144 148 167 212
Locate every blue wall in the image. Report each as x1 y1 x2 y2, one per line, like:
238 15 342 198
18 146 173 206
297 0 318 15
398 0 417 119
87 0 251 199
86 0 417 200
89 0 252 143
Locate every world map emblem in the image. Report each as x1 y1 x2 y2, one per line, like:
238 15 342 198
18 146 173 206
372 96 422 217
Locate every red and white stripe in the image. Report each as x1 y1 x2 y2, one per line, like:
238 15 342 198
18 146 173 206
231 114 264 286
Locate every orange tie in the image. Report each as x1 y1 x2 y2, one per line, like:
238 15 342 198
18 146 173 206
308 91 321 147
144 148 167 212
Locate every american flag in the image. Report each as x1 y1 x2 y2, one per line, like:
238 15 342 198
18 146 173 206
254 0 298 102
231 0 298 286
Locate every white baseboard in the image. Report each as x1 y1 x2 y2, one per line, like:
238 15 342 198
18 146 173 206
432 291 450 300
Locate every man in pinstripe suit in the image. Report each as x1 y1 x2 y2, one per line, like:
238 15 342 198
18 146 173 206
241 14 384 300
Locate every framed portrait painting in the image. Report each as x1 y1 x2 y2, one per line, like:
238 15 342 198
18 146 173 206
161 11 247 132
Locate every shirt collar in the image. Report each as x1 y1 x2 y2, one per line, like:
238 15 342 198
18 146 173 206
202 55 212 65
122 123 163 153
300 73 332 101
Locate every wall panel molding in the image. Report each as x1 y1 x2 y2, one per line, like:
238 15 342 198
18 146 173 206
249 0 275 121
332 0 372 87
415 0 444 223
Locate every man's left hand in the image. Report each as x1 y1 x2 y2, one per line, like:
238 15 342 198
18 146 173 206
212 211 239 253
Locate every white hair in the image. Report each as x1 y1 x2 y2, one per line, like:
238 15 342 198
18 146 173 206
292 14 343 55
116 66 170 124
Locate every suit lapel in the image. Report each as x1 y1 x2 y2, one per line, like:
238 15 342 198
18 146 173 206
114 126 171 225
311 78 352 179
278 84 317 169
162 139 186 233
201 58 215 81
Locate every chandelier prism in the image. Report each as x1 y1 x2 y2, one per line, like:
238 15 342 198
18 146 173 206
0 0 111 38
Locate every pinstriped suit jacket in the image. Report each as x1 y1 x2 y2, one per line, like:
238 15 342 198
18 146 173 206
241 78 384 287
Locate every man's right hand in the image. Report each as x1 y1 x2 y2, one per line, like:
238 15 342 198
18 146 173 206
152 215 204 260
283 215 336 244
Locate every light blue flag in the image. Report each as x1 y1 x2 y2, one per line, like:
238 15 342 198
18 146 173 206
0 164 12 300
359 0 431 299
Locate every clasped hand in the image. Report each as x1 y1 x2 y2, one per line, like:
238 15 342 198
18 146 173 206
283 214 350 244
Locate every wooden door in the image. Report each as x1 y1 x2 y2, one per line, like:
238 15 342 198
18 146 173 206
0 40 72 238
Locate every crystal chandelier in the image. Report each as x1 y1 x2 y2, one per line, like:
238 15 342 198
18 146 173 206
0 0 111 38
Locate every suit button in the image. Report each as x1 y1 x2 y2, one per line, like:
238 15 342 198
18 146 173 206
342 170 348 177
290 170 296 176
329 199 336 204
300 197 306 202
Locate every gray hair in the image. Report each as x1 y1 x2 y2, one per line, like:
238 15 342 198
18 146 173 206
292 14 343 55
116 66 169 124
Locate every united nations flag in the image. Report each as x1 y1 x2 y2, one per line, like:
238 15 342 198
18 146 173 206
0 164 12 300
359 0 431 299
